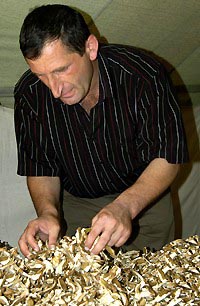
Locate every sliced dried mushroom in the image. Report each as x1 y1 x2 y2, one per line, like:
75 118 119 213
0 230 199 305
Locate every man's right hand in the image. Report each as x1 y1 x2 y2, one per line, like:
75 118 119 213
19 176 61 257
19 213 60 257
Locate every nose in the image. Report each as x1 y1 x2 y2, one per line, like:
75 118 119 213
48 75 62 98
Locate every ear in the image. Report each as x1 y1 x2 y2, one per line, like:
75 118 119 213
85 35 98 61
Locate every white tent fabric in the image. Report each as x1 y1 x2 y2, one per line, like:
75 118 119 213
0 106 36 247
171 105 200 238
0 0 199 106
0 104 199 247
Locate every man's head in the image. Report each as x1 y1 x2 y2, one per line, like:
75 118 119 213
20 4 91 59
19 5 99 106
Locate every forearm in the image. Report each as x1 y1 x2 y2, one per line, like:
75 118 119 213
27 176 61 218
114 158 180 219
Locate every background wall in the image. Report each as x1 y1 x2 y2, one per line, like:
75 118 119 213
0 0 199 247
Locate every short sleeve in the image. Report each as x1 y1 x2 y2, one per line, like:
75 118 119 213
14 96 61 177
136 64 189 164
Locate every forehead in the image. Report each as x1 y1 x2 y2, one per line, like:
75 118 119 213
26 40 78 74
41 39 72 56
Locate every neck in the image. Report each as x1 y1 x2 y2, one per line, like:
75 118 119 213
80 60 99 115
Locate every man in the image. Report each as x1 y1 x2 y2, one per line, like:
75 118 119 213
14 4 188 257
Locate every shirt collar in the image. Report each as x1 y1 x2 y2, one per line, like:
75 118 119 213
97 46 112 103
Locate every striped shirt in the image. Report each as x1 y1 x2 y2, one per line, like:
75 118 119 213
14 44 188 198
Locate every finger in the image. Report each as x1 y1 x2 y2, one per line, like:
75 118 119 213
18 228 39 257
25 222 42 251
48 224 60 248
85 208 114 249
38 231 49 242
90 231 111 254
18 233 31 258
106 224 129 246
114 237 127 248
91 214 98 226
85 222 103 250
107 232 121 247
20 220 42 255
114 231 131 247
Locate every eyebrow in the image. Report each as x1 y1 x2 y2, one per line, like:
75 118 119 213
52 65 69 73
34 65 69 76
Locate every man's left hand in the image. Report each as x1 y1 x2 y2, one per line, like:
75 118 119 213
84 201 132 254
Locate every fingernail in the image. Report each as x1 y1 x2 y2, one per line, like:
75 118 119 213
49 245 56 250
85 246 89 251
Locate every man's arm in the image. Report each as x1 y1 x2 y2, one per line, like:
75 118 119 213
18 176 61 257
85 158 180 254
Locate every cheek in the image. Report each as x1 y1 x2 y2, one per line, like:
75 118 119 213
38 76 50 88
81 63 93 86
64 58 93 90
73 68 91 90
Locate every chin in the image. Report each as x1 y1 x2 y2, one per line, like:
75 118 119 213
60 96 80 106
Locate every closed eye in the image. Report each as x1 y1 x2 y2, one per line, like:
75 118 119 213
32 64 71 79
54 65 70 74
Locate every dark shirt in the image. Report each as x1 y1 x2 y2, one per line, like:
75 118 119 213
14 44 188 198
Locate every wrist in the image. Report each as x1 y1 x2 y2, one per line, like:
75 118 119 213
114 190 144 219
37 203 60 219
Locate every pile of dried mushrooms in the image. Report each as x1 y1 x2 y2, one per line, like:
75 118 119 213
0 228 199 305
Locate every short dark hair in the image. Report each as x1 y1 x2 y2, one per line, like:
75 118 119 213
19 4 91 59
